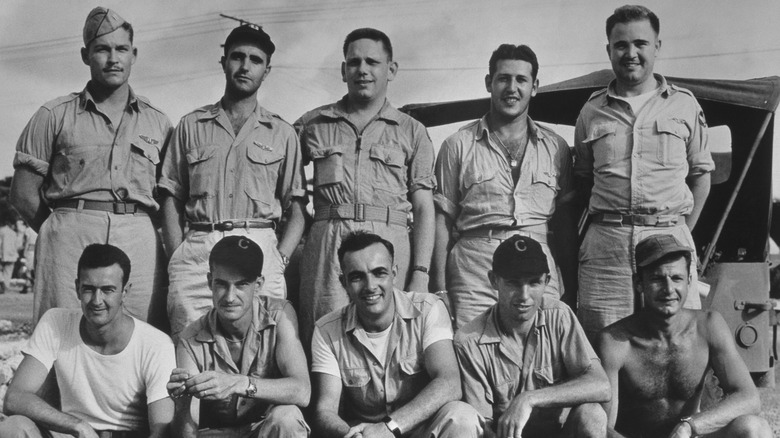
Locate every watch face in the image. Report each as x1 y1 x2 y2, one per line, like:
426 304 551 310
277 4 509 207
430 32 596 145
247 382 257 397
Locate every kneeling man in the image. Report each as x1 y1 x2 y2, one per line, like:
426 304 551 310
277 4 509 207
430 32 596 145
598 234 772 438
455 235 610 438
167 236 310 437
1 244 175 438
311 231 482 437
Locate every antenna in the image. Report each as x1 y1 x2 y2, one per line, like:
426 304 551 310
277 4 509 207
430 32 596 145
219 13 263 30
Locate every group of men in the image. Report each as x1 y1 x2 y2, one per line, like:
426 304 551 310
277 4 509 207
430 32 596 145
0 3 774 438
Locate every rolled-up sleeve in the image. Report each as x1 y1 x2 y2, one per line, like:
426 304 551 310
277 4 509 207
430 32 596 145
434 136 461 220
157 119 188 201
14 106 56 176
572 114 594 182
686 102 715 176
407 122 436 192
278 124 309 208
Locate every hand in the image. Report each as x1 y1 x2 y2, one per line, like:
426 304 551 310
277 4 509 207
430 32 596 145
668 421 693 438
497 392 534 438
74 421 99 438
167 368 191 400
184 371 245 400
343 422 395 438
407 271 429 293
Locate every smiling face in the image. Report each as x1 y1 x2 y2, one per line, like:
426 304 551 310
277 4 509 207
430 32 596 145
342 38 397 105
76 264 127 329
607 19 661 93
222 41 271 99
208 264 262 326
491 271 549 329
636 255 691 317
486 59 538 122
81 28 136 91
340 242 397 329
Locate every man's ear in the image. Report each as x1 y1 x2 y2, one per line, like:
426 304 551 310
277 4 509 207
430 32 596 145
75 279 81 298
81 47 89 66
341 62 347 83
633 273 643 307
207 272 213 290
387 61 398 82
485 74 492 93
488 270 498 290
531 78 539 98
255 276 265 293
220 56 226 72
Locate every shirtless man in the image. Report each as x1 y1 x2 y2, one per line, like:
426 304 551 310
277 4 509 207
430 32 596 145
597 234 771 438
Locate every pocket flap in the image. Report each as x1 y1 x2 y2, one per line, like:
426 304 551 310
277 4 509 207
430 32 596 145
463 168 495 188
369 144 405 168
247 144 284 165
131 142 160 165
656 118 688 139
309 146 343 160
584 122 616 142
399 353 424 376
341 368 371 387
532 170 559 189
186 146 217 165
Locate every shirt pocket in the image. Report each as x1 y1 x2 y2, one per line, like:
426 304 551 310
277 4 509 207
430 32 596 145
51 145 108 194
129 142 160 196
341 367 372 406
528 169 560 217
186 146 219 200
369 143 407 204
245 144 285 210
492 376 518 419
531 365 557 389
397 351 428 400
310 146 344 188
584 122 619 172
655 118 689 165
461 164 500 217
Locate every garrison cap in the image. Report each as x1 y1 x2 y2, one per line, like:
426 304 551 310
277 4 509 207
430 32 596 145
635 234 691 268
209 236 264 279
224 24 275 57
492 235 549 279
83 7 127 47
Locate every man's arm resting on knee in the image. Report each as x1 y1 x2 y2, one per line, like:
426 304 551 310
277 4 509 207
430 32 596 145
4 354 97 438
596 330 630 438
10 167 49 232
311 372 351 438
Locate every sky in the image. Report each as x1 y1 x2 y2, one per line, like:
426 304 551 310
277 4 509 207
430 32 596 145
2 0 780 191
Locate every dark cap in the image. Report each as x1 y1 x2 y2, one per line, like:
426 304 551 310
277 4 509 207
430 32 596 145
83 7 127 47
635 234 691 268
209 236 264 278
492 235 549 278
224 24 275 57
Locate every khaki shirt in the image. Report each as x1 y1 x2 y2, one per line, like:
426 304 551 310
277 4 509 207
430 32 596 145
158 102 306 222
177 296 291 428
573 74 715 216
14 84 172 210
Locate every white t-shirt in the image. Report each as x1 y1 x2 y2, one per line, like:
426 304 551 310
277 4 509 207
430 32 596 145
311 299 452 377
24 309 176 431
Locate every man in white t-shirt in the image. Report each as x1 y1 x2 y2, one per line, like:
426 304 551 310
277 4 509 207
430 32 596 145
310 231 482 438
0 244 175 438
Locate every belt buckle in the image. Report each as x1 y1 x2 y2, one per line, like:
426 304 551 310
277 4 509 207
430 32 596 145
354 204 365 222
113 203 133 214
655 216 675 227
601 213 623 225
220 221 234 231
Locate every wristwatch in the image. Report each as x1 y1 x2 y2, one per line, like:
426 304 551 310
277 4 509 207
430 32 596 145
280 252 291 268
383 416 403 438
679 416 697 436
245 377 257 398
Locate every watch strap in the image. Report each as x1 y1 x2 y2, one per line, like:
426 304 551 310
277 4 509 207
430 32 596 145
382 416 403 437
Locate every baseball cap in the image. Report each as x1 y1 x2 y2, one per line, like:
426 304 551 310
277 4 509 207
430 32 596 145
83 7 127 47
209 236 264 278
492 235 549 279
635 234 692 268
224 24 275 57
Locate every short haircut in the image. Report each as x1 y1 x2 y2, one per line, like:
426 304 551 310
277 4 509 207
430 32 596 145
338 231 395 267
343 28 393 61
77 243 131 286
488 44 539 80
606 4 660 38
121 22 134 44
639 251 692 278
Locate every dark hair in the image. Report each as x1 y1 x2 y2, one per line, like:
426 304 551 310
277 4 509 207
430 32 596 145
606 5 660 38
488 44 539 80
338 231 394 266
77 244 131 286
343 28 393 61
120 21 134 44
639 251 691 277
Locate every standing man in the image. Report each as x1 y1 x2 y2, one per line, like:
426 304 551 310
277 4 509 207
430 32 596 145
159 24 307 338
295 28 436 345
574 5 715 338
455 235 609 438
167 236 310 437
433 44 577 329
310 231 482 438
0 244 175 438
10 7 172 326
597 235 772 438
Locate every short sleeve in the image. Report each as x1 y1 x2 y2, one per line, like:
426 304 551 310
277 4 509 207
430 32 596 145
14 106 57 176
422 299 453 350
276 124 308 207
407 121 436 192
554 136 575 205
142 330 177 404
558 306 599 377
686 100 715 176
311 325 340 378
433 135 462 220
572 112 594 182
157 118 189 200
22 309 65 370
454 339 494 421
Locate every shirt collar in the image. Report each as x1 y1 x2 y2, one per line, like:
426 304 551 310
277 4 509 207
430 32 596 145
79 83 140 113
196 100 276 127
475 114 540 142
319 95 403 125
345 288 421 333
194 298 276 343
477 303 547 345
604 73 672 106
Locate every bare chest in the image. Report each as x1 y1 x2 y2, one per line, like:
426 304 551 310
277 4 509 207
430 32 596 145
622 338 708 402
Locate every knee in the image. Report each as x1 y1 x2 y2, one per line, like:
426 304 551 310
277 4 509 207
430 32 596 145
566 403 607 438
259 405 309 438
433 401 484 437
0 415 44 438
724 414 773 438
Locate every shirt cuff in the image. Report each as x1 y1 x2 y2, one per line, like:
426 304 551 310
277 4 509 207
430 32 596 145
433 193 458 219
408 175 437 192
156 178 184 201
13 151 49 176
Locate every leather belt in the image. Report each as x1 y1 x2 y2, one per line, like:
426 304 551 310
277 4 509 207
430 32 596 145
51 199 149 216
189 220 276 232
314 204 408 227
590 213 685 227
459 224 548 243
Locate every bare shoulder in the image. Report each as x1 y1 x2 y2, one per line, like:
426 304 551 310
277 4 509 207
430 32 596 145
697 309 732 346
596 317 636 364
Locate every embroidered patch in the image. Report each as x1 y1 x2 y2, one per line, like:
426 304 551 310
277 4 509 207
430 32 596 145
254 141 273 151
139 135 159 145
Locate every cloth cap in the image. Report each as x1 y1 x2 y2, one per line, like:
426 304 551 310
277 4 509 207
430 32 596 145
209 236 264 278
492 235 549 278
83 7 127 47
635 234 692 268
224 24 275 57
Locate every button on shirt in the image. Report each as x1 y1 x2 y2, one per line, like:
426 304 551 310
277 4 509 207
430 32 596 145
295 97 436 213
158 102 307 223
311 290 452 423
573 75 715 216
435 116 573 231
454 299 598 430
177 296 290 428
14 85 172 210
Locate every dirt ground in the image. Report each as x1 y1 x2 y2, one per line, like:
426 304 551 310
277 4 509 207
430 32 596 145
0 291 778 434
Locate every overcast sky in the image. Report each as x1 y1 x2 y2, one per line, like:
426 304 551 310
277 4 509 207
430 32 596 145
2 0 779 190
